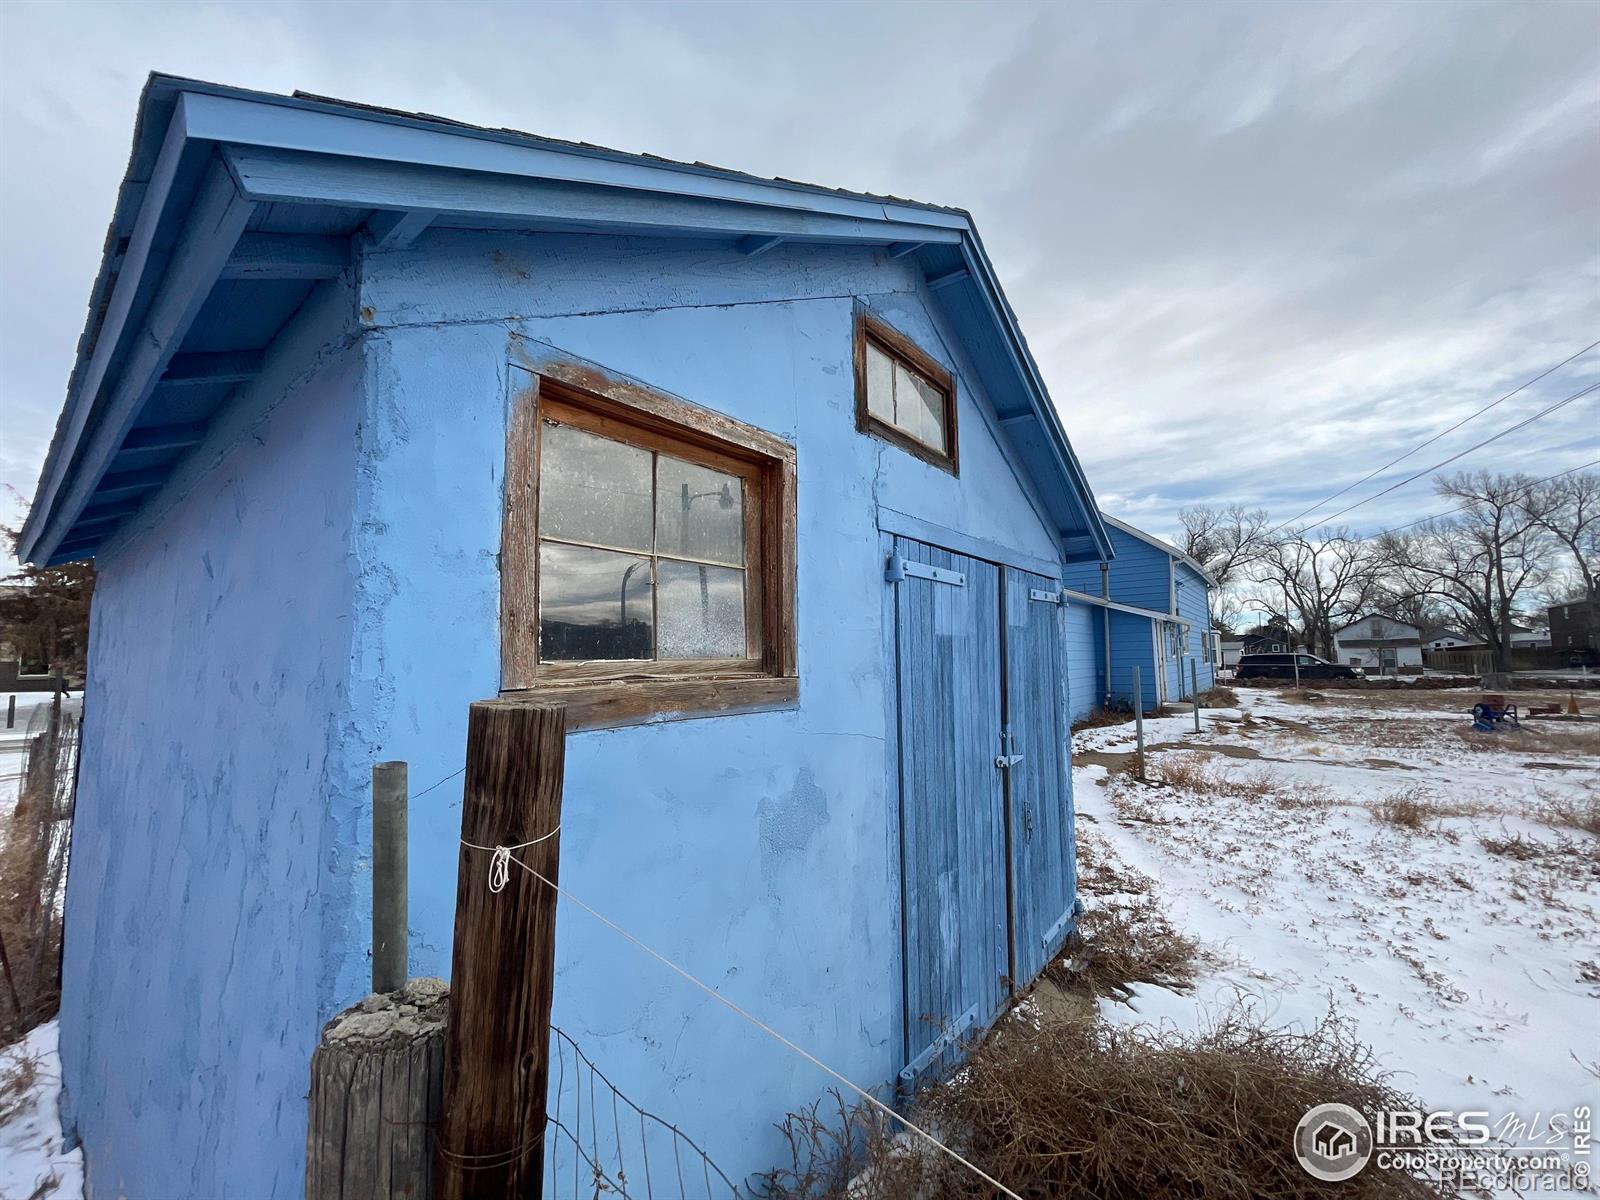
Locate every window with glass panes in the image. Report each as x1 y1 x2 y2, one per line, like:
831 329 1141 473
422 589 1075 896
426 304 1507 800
536 404 762 666
853 314 958 473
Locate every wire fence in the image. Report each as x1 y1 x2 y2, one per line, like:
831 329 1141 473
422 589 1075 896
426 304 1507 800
546 1024 741 1199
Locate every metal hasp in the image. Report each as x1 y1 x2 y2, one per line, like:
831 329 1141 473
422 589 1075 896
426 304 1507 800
1029 588 1062 604
994 727 1024 770
886 553 967 587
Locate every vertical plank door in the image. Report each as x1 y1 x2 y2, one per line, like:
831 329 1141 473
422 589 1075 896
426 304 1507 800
890 536 1007 1089
1002 570 1077 985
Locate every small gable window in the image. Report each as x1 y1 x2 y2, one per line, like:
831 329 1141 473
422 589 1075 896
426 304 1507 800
854 314 958 473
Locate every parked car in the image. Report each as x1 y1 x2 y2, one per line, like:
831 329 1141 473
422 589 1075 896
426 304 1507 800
1235 652 1360 681
1565 648 1599 668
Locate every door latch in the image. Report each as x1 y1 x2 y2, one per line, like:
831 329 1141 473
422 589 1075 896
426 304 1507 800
994 729 1024 770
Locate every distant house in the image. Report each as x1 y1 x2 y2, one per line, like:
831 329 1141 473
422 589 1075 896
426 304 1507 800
1549 599 1600 653
1422 626 1471 652
19 77 1116 1197
1333 615 1424 674
1241 625 1292 654
1060 514 1216 715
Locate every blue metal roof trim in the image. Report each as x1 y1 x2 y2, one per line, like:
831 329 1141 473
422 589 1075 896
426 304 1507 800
22 73 1113 568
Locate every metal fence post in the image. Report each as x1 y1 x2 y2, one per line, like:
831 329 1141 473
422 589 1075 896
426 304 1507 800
372 761 408 995
1132 665 1145 780
1191 659 1201 733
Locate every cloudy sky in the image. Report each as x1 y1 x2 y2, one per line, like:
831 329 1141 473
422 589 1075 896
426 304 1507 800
1 0 1597 568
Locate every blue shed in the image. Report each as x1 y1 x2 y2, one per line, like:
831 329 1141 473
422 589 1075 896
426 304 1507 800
20 77 1117 1196
1060 513 1217 718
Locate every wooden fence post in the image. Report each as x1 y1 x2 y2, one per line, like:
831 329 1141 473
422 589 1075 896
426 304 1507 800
437 701 566 1200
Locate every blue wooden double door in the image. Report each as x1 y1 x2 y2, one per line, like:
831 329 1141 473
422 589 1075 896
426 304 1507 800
887 535 1077 1088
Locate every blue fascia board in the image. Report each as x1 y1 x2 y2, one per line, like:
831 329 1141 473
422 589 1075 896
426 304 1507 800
952 231 1114 563
20 91 202 562
180 86 971 232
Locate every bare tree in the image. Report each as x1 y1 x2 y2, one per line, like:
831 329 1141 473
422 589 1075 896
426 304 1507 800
1179 503 1272 622
1251 527 1378 658
1378 471 1553 675
1522 470 1600 601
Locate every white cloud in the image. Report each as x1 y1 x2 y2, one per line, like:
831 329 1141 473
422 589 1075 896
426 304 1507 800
1 0 1597 569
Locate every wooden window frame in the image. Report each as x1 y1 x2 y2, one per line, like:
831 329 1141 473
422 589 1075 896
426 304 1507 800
853 313 959 475
501 359 797 731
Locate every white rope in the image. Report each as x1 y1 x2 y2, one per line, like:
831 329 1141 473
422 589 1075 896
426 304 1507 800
460 839 1022 1200
461 827 561 894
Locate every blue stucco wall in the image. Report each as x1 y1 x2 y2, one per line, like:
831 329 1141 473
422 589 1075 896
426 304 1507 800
347 229 1067 1183
56 227 1085 1196
58 283 363 1200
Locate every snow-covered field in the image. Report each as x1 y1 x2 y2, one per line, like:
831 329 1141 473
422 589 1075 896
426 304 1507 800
0 1021 82 1200
1074 685 1599 1167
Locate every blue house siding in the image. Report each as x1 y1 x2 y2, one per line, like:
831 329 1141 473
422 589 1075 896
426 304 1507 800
1064 519 1214 711
1175 559 1216 693
1062 524 1170 613
59 289 361 1200
1064 600 1099 722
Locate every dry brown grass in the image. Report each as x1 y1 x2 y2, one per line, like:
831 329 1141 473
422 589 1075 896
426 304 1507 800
1535 791 1600 836
0 801 63 1040
0 1043 40 1125
1051 831 1206 1003
1195 685 1239 707
1072 707 1134 732
757 1010 1451 1199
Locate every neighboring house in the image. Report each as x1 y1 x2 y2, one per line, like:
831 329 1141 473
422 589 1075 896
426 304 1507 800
1422 626 1471 652
1549 599 1600 652
20 77 1116 1198
1511 624 1551 650
1219 637 1244 668
1241 626 1292 654
1059 513 1216 716
1333 615 1424 674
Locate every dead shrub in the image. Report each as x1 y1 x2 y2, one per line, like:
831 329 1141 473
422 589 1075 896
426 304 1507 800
0 1044 40 1126
1536 792 1600 836
1051 898 1203 1002
1195 685 1239 707
1073 707 1134 732
1372 787 1432 831
1478 829 1596 876
759 1010 1451 1199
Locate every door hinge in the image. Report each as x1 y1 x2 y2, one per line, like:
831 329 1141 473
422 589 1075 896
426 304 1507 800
887 555 966 586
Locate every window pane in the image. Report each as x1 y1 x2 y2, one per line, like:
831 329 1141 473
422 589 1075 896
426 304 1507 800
539 422 653 551
656 560 745 659
539 542 652 660
655 456 745 566
865 341 895 423
895 362 945 449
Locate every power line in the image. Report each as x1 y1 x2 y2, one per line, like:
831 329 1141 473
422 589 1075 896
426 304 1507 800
1269 339 1600 534
1364 457 1600 538
1283 378 1600 533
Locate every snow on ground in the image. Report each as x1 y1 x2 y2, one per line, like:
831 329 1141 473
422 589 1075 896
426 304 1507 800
0 1021 83 1200
1073 686 1599 1136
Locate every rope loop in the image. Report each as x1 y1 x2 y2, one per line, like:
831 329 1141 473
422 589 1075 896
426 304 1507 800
488 846 512 894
